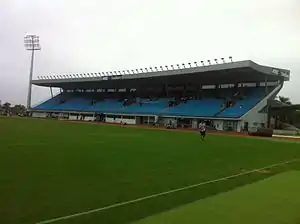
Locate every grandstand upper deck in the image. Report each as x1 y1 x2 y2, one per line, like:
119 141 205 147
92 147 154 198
32 60 290 89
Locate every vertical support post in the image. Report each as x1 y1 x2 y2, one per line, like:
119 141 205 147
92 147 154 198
265 76 268 95
27 49 35 109
50 87 53 98
267 106 271 128
25 35 41 109
165 84 168 97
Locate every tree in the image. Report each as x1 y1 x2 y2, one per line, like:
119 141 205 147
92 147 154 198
278 96 292 105
11 104 26 115
2 102 11 112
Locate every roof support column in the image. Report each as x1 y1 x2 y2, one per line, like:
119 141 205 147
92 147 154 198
265 76 268 95
198 84 202 99
50 87 53 98
164 84 168 97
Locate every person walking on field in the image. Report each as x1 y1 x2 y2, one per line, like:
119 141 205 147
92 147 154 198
199 121 206 141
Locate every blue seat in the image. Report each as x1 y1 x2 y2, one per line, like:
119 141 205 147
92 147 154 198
217 88 266 118
163 99 223 117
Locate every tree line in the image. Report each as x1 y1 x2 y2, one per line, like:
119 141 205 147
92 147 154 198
0 102 27 116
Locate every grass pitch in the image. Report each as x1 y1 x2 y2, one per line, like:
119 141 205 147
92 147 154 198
0 117 300 224
136 171 300 224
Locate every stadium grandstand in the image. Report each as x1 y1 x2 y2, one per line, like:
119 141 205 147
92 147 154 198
30 60 290 132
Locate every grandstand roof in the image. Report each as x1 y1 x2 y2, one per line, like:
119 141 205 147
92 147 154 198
32 60 290 89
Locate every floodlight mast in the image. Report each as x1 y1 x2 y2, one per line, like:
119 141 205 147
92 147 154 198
24 34 41 110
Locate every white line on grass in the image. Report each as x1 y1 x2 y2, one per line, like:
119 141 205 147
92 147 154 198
36 158 299 224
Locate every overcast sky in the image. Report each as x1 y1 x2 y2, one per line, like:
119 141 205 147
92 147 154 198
0 0 299 106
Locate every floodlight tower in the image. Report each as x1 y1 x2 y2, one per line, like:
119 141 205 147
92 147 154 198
24 34 41 109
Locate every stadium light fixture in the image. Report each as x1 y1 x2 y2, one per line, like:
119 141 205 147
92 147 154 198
214 59 218 64
194 62 198 67
201 61 204 66
165 65 168 70
177 64 180 69
101 72 105 75
221 58 225 63
229 56 233 62
207 60 211 65
24 34 41 109
140 68 143 73
188 62 192 68
155 67 158 71
136 69 139 73
131 69 135 73
160 66 163 71
149 67 153 72
182 63 185 68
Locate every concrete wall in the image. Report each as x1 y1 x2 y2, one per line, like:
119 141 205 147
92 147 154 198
32 112 47 118
241 84 282 128
105 117 136 125
212 120 224 131
162 118 177 127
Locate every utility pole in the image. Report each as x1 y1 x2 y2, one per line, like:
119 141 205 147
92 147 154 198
24 35 41 109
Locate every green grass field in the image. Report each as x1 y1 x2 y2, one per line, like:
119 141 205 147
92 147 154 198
1 117 300 224
136 171 300 224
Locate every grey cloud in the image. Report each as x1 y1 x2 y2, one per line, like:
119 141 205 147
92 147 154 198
0 0 299 105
